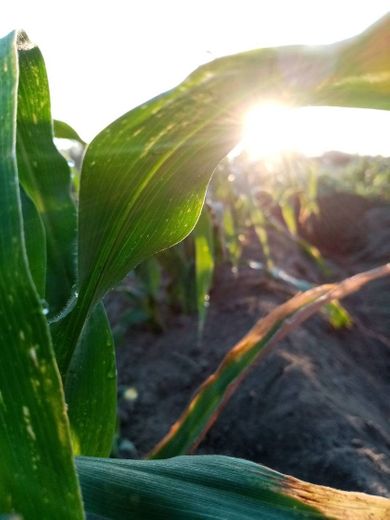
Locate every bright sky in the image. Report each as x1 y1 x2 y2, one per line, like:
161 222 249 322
1 0 389 156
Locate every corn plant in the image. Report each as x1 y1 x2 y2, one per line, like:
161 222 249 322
185 158 347 332
1 15 390 519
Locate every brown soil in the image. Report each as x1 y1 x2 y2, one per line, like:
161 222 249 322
108 192 390 497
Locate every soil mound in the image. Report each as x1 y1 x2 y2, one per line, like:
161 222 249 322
112 192 390 497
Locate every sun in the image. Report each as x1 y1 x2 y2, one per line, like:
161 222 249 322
241 102 313 160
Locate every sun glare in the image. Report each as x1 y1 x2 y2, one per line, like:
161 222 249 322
241 103 390 160
241 102 298 160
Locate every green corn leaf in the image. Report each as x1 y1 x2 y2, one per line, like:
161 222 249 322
253 221 272 267
247 201 273 268
19 187 46 297
53 15 390 376
16 32 77 316
157 245 195 314
53 119 86 145
135 257 162 300
77 455 390 519
281 202 298 236
262 209 331 275
306 164 319 216
65 303 117 457
248 261 351 329
223 206 242 268
149 264 389 459
195 206 215 337
266 266 352 329
135 257 164 330
323 299 352 329
0 31 84 519
76 94 236 311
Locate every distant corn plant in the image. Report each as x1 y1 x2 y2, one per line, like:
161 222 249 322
0 16 390 519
